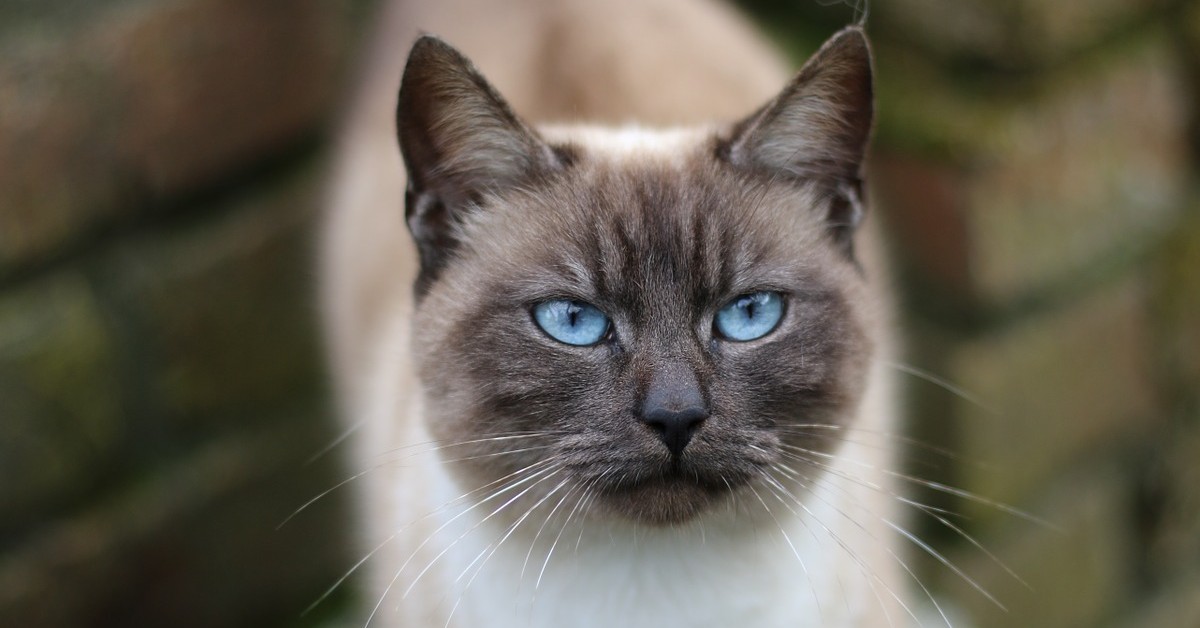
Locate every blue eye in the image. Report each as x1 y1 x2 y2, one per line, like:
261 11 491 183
533 299 610 346
714 292 784 341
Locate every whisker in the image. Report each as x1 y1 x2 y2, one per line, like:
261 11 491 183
379 431 560 462
286 433 562 529
778 442 1055 529
361 459 558 628
777 446 1030 601
536 479 594 590
439 444 557 465
458 477 570 583
442 477 572 628
880 360 998 416
766 462 938 627
305 418 364 466
402 466 563 599
571 471 612 555
746 481 825 621
279 461 389 530
303 531 396 617
290 441 557 531
774 457 996 625
758 468 907 624
775 446 966 522
776 423 967 465
759 468 913 627
519 481 581 587
763 475 900 628
885 518 1007 611
364 552 406 628
904 499 1030 591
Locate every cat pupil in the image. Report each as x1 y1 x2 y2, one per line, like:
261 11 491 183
741 298 756 319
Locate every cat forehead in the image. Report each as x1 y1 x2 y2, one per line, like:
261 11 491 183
468 124 832 256
539 124 711 165
454 137 840 306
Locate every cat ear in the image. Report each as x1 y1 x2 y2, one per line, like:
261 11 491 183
396 35 563 291
727 27 873 182
724 27 873 245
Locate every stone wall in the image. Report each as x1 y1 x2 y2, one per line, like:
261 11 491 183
0 0 373 626
2 1 1197 627
739 1 1200 626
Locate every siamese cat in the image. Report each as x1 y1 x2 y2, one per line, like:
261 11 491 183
322 0 910 625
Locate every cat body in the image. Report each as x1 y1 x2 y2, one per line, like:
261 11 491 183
322 0 905 626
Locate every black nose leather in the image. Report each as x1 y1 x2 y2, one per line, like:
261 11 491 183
640 365 709 457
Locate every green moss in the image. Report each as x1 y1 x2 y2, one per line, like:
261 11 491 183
0 271 123 531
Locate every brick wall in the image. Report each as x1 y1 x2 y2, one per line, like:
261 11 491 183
0 0 372 626
2 1 1197 627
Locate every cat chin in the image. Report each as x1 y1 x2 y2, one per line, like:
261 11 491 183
594 470 739 526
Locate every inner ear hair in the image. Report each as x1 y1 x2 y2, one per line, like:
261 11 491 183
829 178 866 258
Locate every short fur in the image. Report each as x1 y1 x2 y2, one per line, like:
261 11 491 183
323 0 905 625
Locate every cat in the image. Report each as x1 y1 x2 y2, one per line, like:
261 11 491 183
321 0 906 625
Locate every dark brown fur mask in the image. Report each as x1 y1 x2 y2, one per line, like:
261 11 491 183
399 29 878 525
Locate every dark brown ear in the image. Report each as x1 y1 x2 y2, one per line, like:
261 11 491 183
724 27 874 248
397 35 562 293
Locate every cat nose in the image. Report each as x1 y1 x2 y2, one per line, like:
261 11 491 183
642 404 708 457
640 365 709 457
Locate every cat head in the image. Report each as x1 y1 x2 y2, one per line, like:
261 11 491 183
398 29 877 524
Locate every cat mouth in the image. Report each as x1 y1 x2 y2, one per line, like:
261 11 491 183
589 462 750 525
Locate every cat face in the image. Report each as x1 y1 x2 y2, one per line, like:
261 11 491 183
400 31 876 524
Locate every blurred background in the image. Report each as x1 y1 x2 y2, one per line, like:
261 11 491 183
1 0 1197 626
